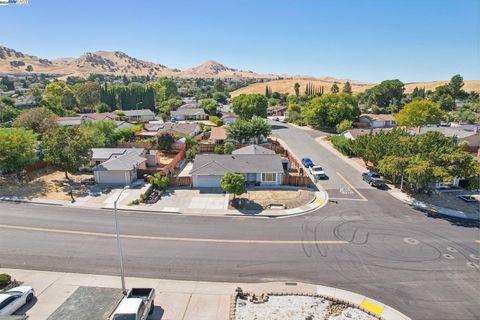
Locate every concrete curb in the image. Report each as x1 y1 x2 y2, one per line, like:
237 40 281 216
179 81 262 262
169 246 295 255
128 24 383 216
0 189 329 220
229 285 411 320
315 136 479 221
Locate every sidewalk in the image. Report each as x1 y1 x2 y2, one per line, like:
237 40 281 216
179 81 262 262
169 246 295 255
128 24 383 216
0 268 411 320
0 190 328 218
315 136 480 221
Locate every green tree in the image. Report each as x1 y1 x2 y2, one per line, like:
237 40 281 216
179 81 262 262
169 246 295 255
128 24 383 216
360 79 405 109
342 81 352 94
304 93 360 128
213 79 225 92
0 103 20 123
157 133 174 151
232 94 268 119
199 99 218 116
395 100 443 129
151 173 169 191
220 172 246 199
80 120 117 147
214 144 224 154
74 82 101 112
43 81 77 111
330 83 339 93
404 157 434 192
378 155 410 186
294 83 300 97
42 126 94 179
95 102 112 113
0 128 36 176
13 107 58 134
223 142 234 154
226 116 271 143
212 92 228 104
336 119 353 133
448 74 465 100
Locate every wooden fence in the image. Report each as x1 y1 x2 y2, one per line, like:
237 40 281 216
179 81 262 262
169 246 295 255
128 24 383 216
24 161 49 175
169 176 192 187
160 148 186 175
282 175 311 187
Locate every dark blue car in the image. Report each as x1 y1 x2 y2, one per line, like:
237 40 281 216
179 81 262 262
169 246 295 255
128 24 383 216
301 157 314 168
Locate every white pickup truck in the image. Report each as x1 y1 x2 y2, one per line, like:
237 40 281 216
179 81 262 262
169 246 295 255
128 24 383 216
110 288 155 320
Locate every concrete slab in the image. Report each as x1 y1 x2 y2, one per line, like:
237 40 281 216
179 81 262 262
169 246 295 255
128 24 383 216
29 283 78 320
183 294 228 320
155 292 190 320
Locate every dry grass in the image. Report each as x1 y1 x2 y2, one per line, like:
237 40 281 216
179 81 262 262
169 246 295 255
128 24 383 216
231 79 480 97
0 169 94 200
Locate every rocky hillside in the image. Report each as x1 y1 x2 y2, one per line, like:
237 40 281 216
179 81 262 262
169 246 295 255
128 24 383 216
0 45 276 79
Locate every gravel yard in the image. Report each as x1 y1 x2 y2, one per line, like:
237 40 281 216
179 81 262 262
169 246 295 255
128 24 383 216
235 295 377 320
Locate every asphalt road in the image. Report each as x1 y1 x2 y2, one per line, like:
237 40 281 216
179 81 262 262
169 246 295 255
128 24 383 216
1 124 479 319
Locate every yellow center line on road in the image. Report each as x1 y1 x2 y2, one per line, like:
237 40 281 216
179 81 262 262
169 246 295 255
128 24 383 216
336 172 367 201
0 224 348 245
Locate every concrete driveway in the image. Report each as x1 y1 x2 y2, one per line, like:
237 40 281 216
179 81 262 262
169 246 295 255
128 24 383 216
151 189 229 213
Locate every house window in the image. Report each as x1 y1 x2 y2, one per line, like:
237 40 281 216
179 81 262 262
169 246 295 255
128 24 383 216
262 173 276 182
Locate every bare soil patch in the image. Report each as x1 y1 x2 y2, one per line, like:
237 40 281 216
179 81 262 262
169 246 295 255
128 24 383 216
0 168 94 201
230 189 314 210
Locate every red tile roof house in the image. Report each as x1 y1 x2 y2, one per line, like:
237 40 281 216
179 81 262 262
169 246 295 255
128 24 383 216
358 114 396 128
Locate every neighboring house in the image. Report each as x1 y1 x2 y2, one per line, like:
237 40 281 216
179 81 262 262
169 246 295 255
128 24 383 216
358 114 395 128
171 108 208 121
232 145 275 155
14 95 37 109
190 145 284 188
158 122 201 138
268 105 288 116
92 148 147 185
115 121 135 131
408 125 480 149
342 128 393 140
57 112 119 126
221 112 239 125
122 109 156 121
209 126 227 144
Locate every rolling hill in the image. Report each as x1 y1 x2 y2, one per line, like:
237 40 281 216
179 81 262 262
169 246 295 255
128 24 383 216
230 79 480 96
0 45 278 79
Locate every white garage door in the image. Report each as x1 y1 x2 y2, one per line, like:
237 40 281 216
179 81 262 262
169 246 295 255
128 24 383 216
197 175 222 188
96 171 131 185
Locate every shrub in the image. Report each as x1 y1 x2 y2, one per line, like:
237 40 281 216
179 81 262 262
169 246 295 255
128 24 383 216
331 135 352 155
336 119 353 133
214 144 224 154
216 119 224 126
0 273 11 288
151 173 169 191
209 116 219 125
186 147 198 160
223 142 234 154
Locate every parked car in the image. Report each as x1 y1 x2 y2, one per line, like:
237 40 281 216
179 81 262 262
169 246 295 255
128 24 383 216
362 172 386 187
144 190 162 204
0 286 35 316
309 165 326 179
301 157 314 168
110 288 155 320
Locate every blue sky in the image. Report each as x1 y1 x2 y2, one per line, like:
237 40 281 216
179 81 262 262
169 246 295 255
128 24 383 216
0 0 478 82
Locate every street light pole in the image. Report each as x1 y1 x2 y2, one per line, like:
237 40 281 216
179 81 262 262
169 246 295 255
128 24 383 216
113 186 129 295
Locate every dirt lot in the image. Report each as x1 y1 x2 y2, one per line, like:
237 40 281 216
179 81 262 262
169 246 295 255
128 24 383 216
0 169 95 201
230 189 314 210
415 190 480 215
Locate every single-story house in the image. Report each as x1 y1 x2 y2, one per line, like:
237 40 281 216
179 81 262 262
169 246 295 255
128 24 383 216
190 145 284 188
57 112 119 126
268 105 288 116
91 148 146 165
221 112 239 125
358 114 395 128
171 108 208 121
115 121 135 131
232 144 275 155
93 149 147 185
342 128 393 140
209 126 228 144
158 123 201 138
122 109 156 121
407 125 480 149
